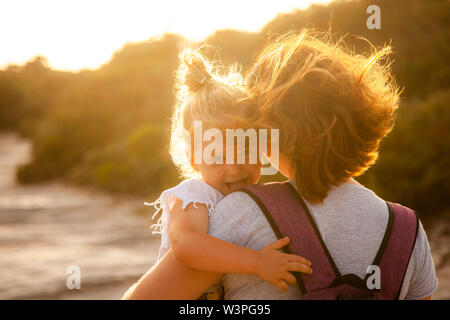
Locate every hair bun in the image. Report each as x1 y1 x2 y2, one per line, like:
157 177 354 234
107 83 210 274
180 49 213 93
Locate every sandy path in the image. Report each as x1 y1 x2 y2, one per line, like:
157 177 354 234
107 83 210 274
0 132 160 299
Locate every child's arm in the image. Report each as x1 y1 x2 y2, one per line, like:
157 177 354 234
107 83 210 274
168 198 312 291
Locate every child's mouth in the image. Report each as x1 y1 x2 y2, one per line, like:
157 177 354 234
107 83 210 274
224 179 248 193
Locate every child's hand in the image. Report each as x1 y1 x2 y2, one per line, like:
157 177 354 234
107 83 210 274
256 237 312 291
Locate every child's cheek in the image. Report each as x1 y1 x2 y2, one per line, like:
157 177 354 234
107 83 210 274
248 164 262 184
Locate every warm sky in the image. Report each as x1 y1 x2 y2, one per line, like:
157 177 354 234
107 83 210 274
0 0 332 72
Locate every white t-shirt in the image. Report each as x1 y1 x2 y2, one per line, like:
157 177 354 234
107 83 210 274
146 178 224 261
208 180 438 300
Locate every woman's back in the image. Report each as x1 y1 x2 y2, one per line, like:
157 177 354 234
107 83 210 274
209 180 437 299
304 179 437 299
303 179 388 280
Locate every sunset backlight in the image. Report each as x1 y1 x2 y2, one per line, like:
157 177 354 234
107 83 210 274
0 0 331 71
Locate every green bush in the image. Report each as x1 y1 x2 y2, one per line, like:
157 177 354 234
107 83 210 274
66 123 180 196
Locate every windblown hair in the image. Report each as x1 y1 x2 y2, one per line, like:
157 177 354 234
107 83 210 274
247 30 400 204
170 48 255 178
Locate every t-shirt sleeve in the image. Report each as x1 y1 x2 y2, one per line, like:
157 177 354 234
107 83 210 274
403 221 438 299
145 178 224 262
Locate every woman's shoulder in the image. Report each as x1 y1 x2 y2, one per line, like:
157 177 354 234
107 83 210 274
323 179 384 202
208 189 273 247
210 190 263 220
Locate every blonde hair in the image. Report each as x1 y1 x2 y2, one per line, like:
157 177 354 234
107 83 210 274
247 30 400 204
170 48 255 178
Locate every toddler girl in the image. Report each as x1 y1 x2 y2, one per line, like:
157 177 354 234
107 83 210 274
145 49 312 298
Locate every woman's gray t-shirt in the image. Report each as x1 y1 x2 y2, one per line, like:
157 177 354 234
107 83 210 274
208 181 438 300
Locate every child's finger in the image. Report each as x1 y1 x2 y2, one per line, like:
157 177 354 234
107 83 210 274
282 272 296 285
276 280 289 292
287 254 311 266
264 237 290 250
287 262 313 275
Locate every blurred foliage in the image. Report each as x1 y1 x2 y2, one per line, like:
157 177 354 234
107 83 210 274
357 90 450 213
0 0 449 214
65 123 179 196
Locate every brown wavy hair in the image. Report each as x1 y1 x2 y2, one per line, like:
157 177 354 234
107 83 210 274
247 30 400 204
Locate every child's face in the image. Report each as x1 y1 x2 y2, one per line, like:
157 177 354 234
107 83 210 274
189 121 262 195
196 162 261 196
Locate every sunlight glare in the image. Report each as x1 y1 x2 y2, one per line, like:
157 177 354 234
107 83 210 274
0 0 331 71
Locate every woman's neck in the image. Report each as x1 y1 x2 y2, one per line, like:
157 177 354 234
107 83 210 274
278 154 360 187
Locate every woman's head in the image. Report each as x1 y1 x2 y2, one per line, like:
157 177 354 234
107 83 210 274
170 48 261 195
247 30 400 204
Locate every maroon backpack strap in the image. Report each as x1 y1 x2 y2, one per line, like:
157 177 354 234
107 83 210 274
243 182 420 299
372 202 419 299
242 181 340 295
